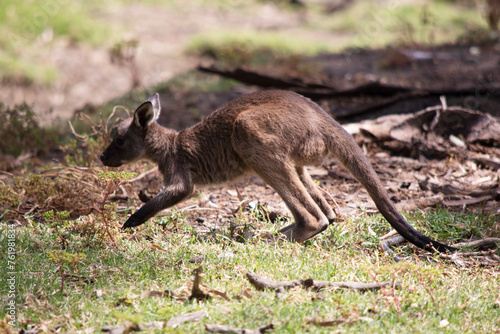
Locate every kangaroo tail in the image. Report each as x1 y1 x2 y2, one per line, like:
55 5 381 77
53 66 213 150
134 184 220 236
325 119 457 253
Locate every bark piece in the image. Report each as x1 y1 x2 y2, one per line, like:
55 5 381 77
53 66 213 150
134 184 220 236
102 321 164 334
188 266 230 301
166 310 207 328
246 272 397 292
190 266 211 301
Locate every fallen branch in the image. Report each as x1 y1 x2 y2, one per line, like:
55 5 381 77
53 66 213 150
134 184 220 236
380 235 406 262
452 238 500 249
198 65 500 99
246 272 398 292
198 65 500 120
101 311 207 333
205 323 274 334
437 250 500 266
197 65 332 91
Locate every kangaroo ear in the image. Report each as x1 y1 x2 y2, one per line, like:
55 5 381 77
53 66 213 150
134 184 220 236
134 93 161 129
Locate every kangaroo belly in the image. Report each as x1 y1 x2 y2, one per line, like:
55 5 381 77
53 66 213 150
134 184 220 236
187 145 250 185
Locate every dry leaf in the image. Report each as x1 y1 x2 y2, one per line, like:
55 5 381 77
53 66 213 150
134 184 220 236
114 296 134 306
141 290 169 299
151 244 166 252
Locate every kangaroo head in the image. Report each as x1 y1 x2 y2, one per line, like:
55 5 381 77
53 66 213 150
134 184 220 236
100 93 161 167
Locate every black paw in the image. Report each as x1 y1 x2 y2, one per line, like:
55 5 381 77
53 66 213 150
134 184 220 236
122 217 143 229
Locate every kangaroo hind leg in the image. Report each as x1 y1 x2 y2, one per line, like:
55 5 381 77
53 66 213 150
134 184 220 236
296 166 336 223
250 162 330 243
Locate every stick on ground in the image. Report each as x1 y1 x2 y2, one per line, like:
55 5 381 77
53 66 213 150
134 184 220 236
246 272 398 292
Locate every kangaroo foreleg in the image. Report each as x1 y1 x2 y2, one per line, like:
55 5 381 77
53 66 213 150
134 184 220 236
122 184 193 229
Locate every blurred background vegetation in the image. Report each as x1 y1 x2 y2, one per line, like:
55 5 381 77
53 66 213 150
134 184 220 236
0 0 491 85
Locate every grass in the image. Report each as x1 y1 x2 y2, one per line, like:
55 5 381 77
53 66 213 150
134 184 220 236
1 204 498 333
314 0 487 48
187 30 335 66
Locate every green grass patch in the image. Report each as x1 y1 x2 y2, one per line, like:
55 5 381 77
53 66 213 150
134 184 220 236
0 53 58 85
1 209 498 333
314 0 487 48
187 30 334 66
0 1 110 47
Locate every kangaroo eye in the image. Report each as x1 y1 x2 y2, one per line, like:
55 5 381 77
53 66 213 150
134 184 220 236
115 137 125 146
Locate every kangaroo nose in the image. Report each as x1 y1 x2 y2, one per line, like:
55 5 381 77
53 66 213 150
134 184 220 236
100 153 107 163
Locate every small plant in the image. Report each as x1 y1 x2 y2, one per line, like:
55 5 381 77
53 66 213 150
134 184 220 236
157 208 186 230
43 210 71 249
0 181 20 209
63 137 104 167
97 171 136 247
47 250 86 294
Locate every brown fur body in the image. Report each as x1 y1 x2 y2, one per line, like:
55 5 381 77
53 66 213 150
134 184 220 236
101 90 455 252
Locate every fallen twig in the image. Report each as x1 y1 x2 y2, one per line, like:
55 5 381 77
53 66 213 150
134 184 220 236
108 185 129 201
246 272 398 292
307 316 374 326
205 323 274 334
316 184 341 219
452 238 500 249
166 310 207 328
187 266 230 301
380 235 406 262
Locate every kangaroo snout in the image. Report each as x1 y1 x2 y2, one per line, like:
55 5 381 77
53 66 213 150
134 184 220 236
100 152 111 166
100 151 122 167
